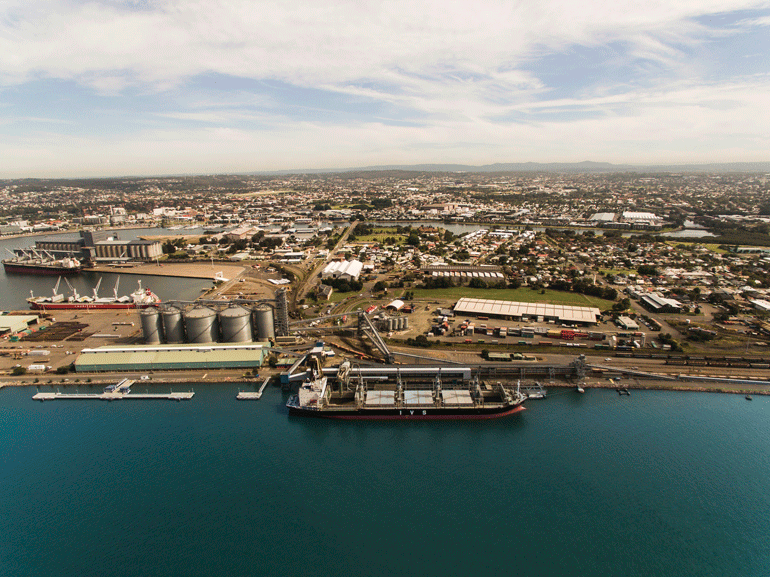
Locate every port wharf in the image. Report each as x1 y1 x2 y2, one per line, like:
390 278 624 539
88 262 246 280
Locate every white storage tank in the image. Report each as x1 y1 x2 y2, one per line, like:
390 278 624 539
253 305 275 340
184 306 219 343
140 307 163 344
161 306 185 343
219 305 252 342
403 317 409 330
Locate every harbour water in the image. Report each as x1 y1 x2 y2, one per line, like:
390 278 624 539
1 385 768 577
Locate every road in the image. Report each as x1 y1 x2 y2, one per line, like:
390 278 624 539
290 221 358 312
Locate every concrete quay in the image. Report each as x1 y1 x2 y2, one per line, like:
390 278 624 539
89 262 245 280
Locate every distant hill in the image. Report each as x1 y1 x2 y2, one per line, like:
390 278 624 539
255 161 770 175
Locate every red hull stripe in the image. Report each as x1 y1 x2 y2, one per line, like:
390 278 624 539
30 303 159 310
292 405 525 420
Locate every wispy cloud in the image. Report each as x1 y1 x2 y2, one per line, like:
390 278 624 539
0 0 769 176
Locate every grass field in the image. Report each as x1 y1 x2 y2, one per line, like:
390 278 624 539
665 241 728 254
404 287 615 309
352 228 406 244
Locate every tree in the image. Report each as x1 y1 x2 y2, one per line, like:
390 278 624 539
638 265 658 276
373 281 387 293
613 298 631 311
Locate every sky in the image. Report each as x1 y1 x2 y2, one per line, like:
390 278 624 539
1 0 770 178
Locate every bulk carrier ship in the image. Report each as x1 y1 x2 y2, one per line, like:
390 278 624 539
27 276 160 310
287 358 526 420
3 249 82 275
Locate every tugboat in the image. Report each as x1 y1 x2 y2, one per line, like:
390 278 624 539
287 359 526 420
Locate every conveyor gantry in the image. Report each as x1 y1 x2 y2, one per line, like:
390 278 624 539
357 312 395 364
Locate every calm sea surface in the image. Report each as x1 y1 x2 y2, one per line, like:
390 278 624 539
1 386 768 577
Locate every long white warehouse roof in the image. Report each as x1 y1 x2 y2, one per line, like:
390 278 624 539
454 298 601 324
322 259 363 278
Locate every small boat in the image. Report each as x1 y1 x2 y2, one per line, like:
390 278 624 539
746 395 753 401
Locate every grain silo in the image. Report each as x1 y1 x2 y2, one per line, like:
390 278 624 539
219 305 252 343
140 307 163 344
253 305 275 340
161 306 185 343
184 306 219 343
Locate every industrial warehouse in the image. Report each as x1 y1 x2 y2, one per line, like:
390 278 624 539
74 343 270 372
453 298 601 326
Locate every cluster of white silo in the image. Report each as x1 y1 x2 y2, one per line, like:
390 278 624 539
379 316 408 332
141 304 277 344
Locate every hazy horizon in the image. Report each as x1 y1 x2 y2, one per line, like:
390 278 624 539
2 1 770 178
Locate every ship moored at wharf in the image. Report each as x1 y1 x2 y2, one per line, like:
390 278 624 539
27 276 160 311
287 359 526 420
3 248 82 275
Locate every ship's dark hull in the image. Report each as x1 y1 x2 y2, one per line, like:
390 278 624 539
3 262 81 275
288 404 525 420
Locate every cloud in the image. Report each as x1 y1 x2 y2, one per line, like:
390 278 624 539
0 0 769 175
1 1 767 89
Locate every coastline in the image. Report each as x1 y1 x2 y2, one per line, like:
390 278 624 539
3 375 769 396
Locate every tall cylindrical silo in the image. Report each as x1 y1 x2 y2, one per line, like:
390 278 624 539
403 317 409 330
219 305 252 343
140 307 163 344
184 306 219 343
161 306 185 343
253 305 275 341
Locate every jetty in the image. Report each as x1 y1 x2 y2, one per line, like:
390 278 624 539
33 391 194 401
33 378 194 401
237 377 271 400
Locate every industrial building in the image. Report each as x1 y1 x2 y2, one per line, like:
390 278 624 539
453 298 601 326
422 265 505 282
616 316 640 330
321 259 363 281
74 342 271 372
94 239 163 261
0 314 39 336
34 231 163 263
640 293 682 313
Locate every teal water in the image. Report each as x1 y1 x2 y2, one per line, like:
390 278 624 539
1 387 769 577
